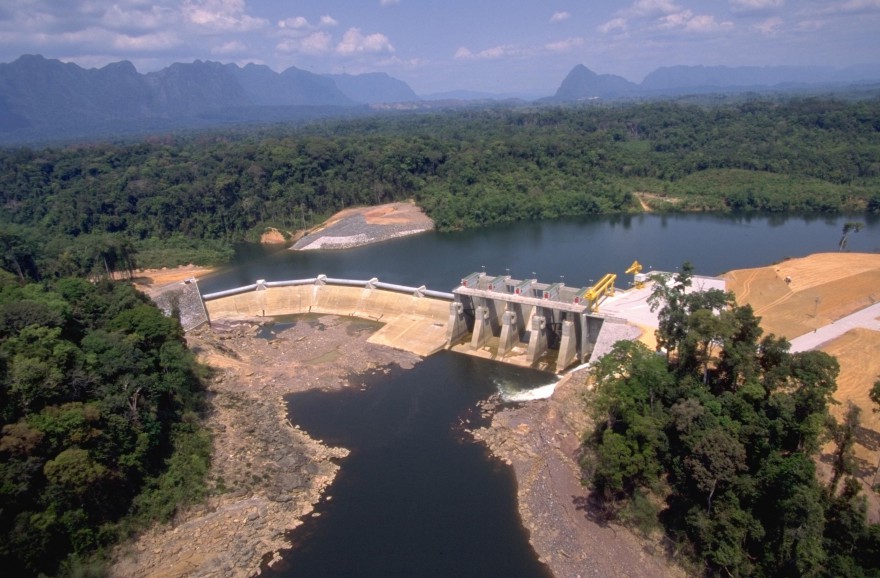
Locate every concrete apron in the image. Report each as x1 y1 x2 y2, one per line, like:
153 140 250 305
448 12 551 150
204 285 451 357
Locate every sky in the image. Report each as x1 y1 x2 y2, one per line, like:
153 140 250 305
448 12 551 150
0 0 878 96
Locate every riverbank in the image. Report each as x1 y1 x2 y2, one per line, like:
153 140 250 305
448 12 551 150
117 249 880 578
109 316 421 577
291 201 434 250
471 368 685 578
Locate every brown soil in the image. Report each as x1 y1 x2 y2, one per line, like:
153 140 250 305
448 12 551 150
725 252 880 519
324 200 432 228
633 192 682 212
259 228 287 244
130 265 217 295
723 252 880 339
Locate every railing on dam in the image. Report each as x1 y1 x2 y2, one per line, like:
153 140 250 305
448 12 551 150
201 275 455 302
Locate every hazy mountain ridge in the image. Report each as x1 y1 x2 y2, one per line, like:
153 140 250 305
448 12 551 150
0 55 403 142
549 62 880 101
1 54 879 143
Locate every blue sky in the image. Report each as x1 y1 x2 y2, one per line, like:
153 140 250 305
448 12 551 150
0 0 878 95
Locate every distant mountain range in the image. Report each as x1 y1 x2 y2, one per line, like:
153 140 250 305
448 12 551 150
545 63 880 102
1 54 879 144
0 55 418 142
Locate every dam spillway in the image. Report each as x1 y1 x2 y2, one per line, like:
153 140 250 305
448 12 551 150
157 273 642 374
447 272 626 372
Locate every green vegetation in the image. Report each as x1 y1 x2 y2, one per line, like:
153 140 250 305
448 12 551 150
583 265 880 577
0 272 210 576
1 96 879 278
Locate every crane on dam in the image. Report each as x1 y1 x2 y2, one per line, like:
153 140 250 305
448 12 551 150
582 273 617 312
626 260 645 289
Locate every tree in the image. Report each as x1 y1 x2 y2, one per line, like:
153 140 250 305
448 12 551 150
838 221 864 251
828 402 861 498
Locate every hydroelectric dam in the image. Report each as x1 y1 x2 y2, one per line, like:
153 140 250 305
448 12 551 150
158 270 724 373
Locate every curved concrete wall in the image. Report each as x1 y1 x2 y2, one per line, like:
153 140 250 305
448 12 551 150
204 285 451 356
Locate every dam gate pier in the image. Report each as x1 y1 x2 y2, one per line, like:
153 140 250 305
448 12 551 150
447 272 620 372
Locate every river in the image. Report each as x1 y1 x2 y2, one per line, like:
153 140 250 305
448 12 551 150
199 213 878 577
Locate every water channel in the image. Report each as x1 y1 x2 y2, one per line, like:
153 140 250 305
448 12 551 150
199 213 879 577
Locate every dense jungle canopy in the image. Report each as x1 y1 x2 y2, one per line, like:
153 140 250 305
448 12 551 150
0 273 210 576
584 266 880 577
1 96 879 279
1 96 880 576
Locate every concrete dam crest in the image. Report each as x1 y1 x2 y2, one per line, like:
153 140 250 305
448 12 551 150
155 273 695 373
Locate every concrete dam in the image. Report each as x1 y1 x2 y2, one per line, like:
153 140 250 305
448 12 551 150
164 273 657 373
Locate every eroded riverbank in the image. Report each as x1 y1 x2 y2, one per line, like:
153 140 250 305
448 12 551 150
110 316 421 577
111 313 681 578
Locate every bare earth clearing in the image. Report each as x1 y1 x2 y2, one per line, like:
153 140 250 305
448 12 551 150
291 201 434 250
725 252 880 519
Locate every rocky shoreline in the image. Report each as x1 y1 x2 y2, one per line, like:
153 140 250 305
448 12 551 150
110 316 421 578
111 314 679 578
472 370 683 578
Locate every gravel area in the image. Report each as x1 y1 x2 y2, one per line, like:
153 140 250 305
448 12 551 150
292 203 433 251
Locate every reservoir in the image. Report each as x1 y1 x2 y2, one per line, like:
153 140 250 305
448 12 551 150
201 213 879 577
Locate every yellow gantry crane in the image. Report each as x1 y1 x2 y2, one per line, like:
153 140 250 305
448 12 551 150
581 260 642 312
626 260 644 289
584 273 617 311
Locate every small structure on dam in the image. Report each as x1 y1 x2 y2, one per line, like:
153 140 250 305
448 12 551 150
446 272 627 372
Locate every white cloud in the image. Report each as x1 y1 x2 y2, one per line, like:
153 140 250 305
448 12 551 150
752 16 783 34
211 40 246 55
319 15 338 27
814 0 880 15
730 0 784 12
627 0 682 17
454 45 512 60
545 37 584 52
300 31 334 55
336 28 394 55
102 3 177 32
606 2 734 34
181 0 268 33
599 17 628 34
454 47 473 60
550 11 570 24
110 30 181 51
796 19 826 31
278 16 309 30
683 14 734 32
380 0 400 5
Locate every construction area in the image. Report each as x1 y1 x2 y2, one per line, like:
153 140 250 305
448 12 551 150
724 253 880 507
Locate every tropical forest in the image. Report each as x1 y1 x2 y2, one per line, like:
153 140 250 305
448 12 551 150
1 95 880 576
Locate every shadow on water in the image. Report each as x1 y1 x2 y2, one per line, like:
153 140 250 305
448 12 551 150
263 352 554 578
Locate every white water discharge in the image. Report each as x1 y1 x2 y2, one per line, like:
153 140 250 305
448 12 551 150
496 378 559 402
